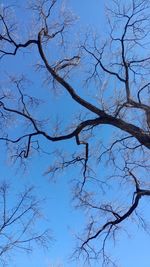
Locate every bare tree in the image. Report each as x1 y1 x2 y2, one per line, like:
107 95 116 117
0 182 50 266
0 0 150 266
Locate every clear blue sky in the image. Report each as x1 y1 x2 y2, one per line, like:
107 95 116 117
1 1 150 267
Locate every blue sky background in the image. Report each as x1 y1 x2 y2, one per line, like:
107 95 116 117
1 1 150 267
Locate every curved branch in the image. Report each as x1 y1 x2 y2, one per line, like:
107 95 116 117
81 190 142 248
37 29 105 117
